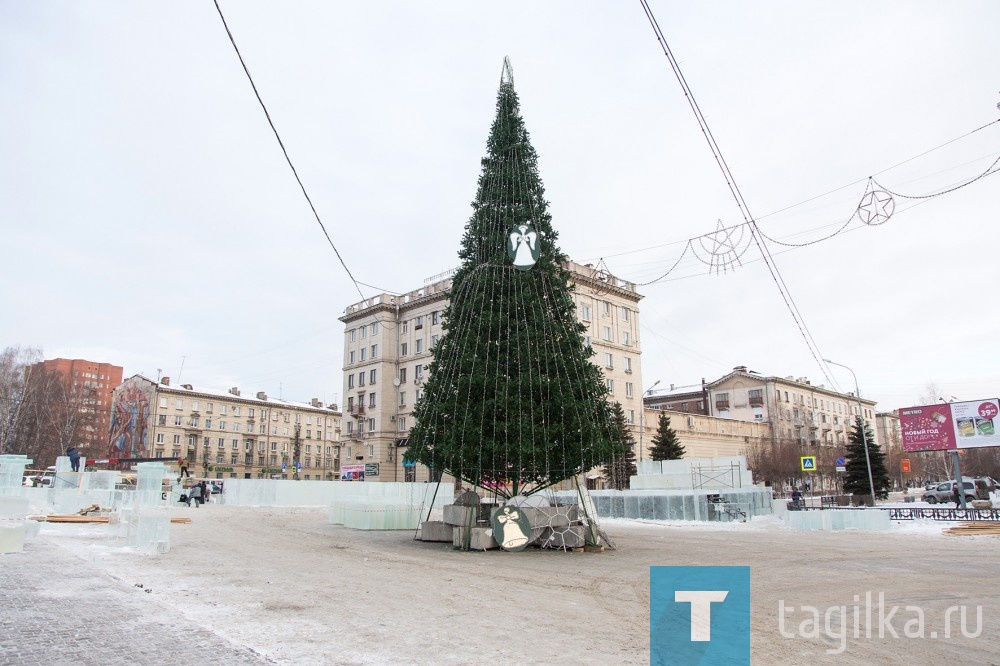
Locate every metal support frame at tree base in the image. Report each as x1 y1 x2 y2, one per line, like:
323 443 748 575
414 477 444 542
574 474 615 549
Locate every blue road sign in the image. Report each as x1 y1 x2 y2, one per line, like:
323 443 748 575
835 457 846 466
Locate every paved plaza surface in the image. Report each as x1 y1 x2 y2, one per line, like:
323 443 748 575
0 535 273 665
2 505 999 665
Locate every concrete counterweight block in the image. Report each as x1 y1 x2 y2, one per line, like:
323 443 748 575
443 504 477 526
0 522 26 554
419 520 454 542
453 526 498 550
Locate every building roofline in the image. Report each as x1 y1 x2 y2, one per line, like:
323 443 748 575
704 368 878 406
119 374 341 414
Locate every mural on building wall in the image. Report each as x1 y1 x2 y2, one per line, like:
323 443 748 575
108 377 152 458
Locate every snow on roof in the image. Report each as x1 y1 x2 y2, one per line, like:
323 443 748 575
126 374 340 413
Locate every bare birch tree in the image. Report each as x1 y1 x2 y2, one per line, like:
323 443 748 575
0 346 42 456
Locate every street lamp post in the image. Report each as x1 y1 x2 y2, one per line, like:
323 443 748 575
938 397 967 510
638 380 661 462
823 359 877 507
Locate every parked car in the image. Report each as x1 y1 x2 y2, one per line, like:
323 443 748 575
921 479 991 504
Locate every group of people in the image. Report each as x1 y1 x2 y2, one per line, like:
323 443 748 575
183 479 212 508
177 456 213 507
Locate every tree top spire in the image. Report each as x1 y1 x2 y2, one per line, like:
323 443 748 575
500 56 514 86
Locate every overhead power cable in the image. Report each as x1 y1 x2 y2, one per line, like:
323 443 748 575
211 0 367 306
638 0 835 386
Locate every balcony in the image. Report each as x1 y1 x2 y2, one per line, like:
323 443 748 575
715 401 730 410
748 397 764 407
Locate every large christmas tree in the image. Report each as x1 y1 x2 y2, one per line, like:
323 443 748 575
843 416 890 500
406 60 620 498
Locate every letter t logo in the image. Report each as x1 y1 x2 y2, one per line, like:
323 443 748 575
674 590 729 641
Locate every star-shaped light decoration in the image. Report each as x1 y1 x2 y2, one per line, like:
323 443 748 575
857 190 895 226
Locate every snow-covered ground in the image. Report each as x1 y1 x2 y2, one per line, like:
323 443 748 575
22 503 999 665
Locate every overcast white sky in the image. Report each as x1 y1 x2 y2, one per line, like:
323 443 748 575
2 1 998 412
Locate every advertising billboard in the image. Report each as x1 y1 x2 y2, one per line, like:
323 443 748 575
900 399 1000 452
950 399 1000 449
340 464 365 481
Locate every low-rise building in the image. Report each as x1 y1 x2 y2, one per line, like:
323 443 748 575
635 409 773 461
107 375 342 479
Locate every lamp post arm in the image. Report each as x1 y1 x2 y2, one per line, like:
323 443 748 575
823 359 877 506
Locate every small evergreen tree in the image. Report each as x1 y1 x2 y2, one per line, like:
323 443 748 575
603 403 637 490
648 412 686 461
843 416 890 500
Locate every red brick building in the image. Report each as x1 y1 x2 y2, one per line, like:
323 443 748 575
28 358 123 454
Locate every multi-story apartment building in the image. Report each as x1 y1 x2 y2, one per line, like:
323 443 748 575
339 261 644 483
702 365 879 447
27 358 123 454
107 375 342 479
876 410 901 451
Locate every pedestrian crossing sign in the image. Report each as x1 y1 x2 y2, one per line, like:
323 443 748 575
800 456 817 472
